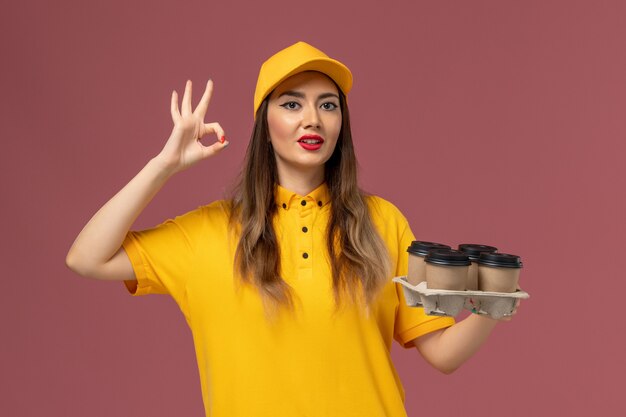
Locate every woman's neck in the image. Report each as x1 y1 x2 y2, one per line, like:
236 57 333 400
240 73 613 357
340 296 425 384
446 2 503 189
276 165 325 196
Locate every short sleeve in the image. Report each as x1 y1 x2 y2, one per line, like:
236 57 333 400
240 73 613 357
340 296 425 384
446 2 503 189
121 206 206 300
393 216 455 348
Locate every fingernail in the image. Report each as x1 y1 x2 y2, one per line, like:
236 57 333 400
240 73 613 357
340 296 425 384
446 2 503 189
220 136 226 143
223 141 229 148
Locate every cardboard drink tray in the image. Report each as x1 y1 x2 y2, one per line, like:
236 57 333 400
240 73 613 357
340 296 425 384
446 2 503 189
392 276 530 319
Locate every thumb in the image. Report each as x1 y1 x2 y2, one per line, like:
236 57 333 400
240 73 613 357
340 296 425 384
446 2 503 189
200 138 230 159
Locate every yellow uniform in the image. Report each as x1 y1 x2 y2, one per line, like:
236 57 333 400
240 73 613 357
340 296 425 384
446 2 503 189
122 183 454 417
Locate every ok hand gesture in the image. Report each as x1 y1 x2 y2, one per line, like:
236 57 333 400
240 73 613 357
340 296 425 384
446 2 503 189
156 79 229 175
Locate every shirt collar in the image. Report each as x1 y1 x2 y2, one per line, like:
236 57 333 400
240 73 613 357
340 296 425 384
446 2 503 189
275 182 331 210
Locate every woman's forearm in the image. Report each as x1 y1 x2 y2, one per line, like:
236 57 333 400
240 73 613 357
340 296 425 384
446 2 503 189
66 157 174 272
415 314 499 374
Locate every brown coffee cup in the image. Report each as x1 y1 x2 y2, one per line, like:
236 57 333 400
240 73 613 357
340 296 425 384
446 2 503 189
458 244 498 291
424 249 470 291
477 252 523 293
406 241 451 286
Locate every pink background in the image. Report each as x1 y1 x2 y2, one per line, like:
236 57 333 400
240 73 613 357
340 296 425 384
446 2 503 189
3 0 625 416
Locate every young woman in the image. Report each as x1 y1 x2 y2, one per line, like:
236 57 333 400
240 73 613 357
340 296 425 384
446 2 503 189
66 41 515 417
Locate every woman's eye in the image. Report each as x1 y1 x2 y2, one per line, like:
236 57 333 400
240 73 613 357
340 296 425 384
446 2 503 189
281 102 300 110
321 102 338 110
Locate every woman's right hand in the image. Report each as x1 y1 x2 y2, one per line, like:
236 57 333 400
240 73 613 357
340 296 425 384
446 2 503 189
155 79 229 175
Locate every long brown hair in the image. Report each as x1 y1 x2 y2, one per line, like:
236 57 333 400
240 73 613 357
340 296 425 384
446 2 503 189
229 78 391 317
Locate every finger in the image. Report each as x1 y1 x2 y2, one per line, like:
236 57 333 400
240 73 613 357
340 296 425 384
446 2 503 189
182 80 193 117
199 138 230 159
193 79 214 119
170 90 181 123
200 122 226 144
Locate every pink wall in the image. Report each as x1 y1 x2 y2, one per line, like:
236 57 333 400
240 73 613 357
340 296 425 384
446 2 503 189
3 0 625 416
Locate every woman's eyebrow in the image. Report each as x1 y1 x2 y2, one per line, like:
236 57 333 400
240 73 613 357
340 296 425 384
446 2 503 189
278 91 305 99
278 91 340 100
317 92 340 100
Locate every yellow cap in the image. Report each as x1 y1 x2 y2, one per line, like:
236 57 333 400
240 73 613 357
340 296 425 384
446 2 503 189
253 41 353 119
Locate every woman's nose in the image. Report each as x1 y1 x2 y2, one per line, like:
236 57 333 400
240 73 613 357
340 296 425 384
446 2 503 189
302 105 321 129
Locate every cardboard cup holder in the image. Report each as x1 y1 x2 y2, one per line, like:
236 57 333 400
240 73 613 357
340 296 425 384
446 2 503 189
392 276 530 319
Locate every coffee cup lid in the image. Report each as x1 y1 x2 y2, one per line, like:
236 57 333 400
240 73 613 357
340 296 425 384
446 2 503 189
478 252 523 268
458 244 498 261
424 249 471 266
407 241 451 256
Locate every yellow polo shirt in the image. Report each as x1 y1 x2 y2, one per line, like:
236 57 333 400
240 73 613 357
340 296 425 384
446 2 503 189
122 183 454 417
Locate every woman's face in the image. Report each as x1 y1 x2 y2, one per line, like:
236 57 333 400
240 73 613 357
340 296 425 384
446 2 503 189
267 71 342 179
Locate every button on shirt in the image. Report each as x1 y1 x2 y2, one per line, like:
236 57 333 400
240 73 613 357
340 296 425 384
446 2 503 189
274 183 331 282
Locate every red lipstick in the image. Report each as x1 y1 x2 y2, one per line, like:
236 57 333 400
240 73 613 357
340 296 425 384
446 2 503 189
297 134 324 151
